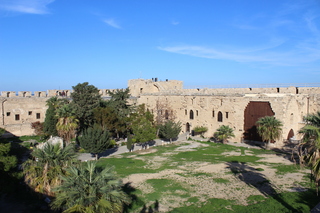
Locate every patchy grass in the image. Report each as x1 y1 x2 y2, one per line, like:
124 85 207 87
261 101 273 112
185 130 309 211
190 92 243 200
213 178 230 184
273 164 301 175
98 140 317 212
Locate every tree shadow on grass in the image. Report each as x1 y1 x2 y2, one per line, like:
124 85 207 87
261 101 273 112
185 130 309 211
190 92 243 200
122 182 145 213
226 161 297 212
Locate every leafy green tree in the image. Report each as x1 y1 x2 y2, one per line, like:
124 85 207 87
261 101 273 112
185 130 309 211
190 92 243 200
43 97 59 136
56 104 79 143
43 97 70 137
256 116 283 148
23 143 77 197
214 125 235 144
298 112 320 194
0 142 17 172
193 126 208 137
132 116 156 144
51 161 131 213
106 88 132 138
0 141 19 195
78 125 110 160
129 104 156 144
108 88 131 117
93 106 125 138
0 127 6 136
71 82 101 132
159 120 182 143
127 134 133 152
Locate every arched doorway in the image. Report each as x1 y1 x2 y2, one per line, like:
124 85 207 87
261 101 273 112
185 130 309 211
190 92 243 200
186 122 190 132
243 101 275 141
287 129 294 140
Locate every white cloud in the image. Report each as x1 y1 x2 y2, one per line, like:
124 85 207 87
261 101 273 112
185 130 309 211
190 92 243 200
103 18 122 29
0 0 55 14
158 43 320 66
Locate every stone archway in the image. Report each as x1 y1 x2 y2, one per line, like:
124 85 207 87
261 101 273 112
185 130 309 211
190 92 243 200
243 101 275 141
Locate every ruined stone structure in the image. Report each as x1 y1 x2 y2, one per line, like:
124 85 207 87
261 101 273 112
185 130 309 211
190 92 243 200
1 79 320 147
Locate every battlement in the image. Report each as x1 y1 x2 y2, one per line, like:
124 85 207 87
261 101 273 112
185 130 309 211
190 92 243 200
1 89 120 98
1 79 320 99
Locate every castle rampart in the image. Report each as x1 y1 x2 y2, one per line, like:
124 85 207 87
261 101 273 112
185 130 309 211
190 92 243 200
1 78 319 148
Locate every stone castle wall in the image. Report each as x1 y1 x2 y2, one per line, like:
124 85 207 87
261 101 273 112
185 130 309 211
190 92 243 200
1 79 319 148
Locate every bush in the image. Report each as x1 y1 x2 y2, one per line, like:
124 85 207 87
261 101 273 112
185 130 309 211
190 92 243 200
109 139 116 148
193 126 208 137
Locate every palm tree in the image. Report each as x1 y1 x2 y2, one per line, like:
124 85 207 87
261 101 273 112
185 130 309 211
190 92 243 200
51 161 131 213
256 116 283 148
214 125 235 144
56 104 79 143
23 143 77 197
298 112 320 194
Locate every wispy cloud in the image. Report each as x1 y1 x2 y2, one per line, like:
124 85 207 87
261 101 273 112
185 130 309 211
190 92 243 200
0 0 55 14
172 20 179 25
158 41 320 66
160 1 320 67
103 18 122 29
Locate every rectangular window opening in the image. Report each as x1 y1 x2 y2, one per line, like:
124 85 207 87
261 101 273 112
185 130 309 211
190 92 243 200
36 113 41 119
15 114 20 120
6 112 10 116
28 111 32 115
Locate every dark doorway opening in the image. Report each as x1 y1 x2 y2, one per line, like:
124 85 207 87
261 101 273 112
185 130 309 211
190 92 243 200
243 101 275 141
186 122 190 133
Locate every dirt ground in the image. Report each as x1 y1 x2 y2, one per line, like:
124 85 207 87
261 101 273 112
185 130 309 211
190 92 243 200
122 141 308 212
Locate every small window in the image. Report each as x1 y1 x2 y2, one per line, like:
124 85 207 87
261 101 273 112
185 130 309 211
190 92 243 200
196 110 198 116
185 109 187 115
6 112 10 116
165 110 169 120
140 88 143 93
190 110 194 120
277 88 280 93
226 112 229 119
36 113 41 119
218 111 223 122
28 111 32 115
212 110 215 117
15 114 20 120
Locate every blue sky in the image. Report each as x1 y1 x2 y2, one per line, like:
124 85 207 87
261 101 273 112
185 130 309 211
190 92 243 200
0 0 319 92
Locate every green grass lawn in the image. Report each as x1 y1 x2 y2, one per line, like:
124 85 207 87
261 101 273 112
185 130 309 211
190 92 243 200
97 141 319 212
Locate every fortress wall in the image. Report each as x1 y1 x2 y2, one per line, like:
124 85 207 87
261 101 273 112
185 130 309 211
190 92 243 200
128 79 183 97
137 92 315 147
0 78 319 148
0 97 48 136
